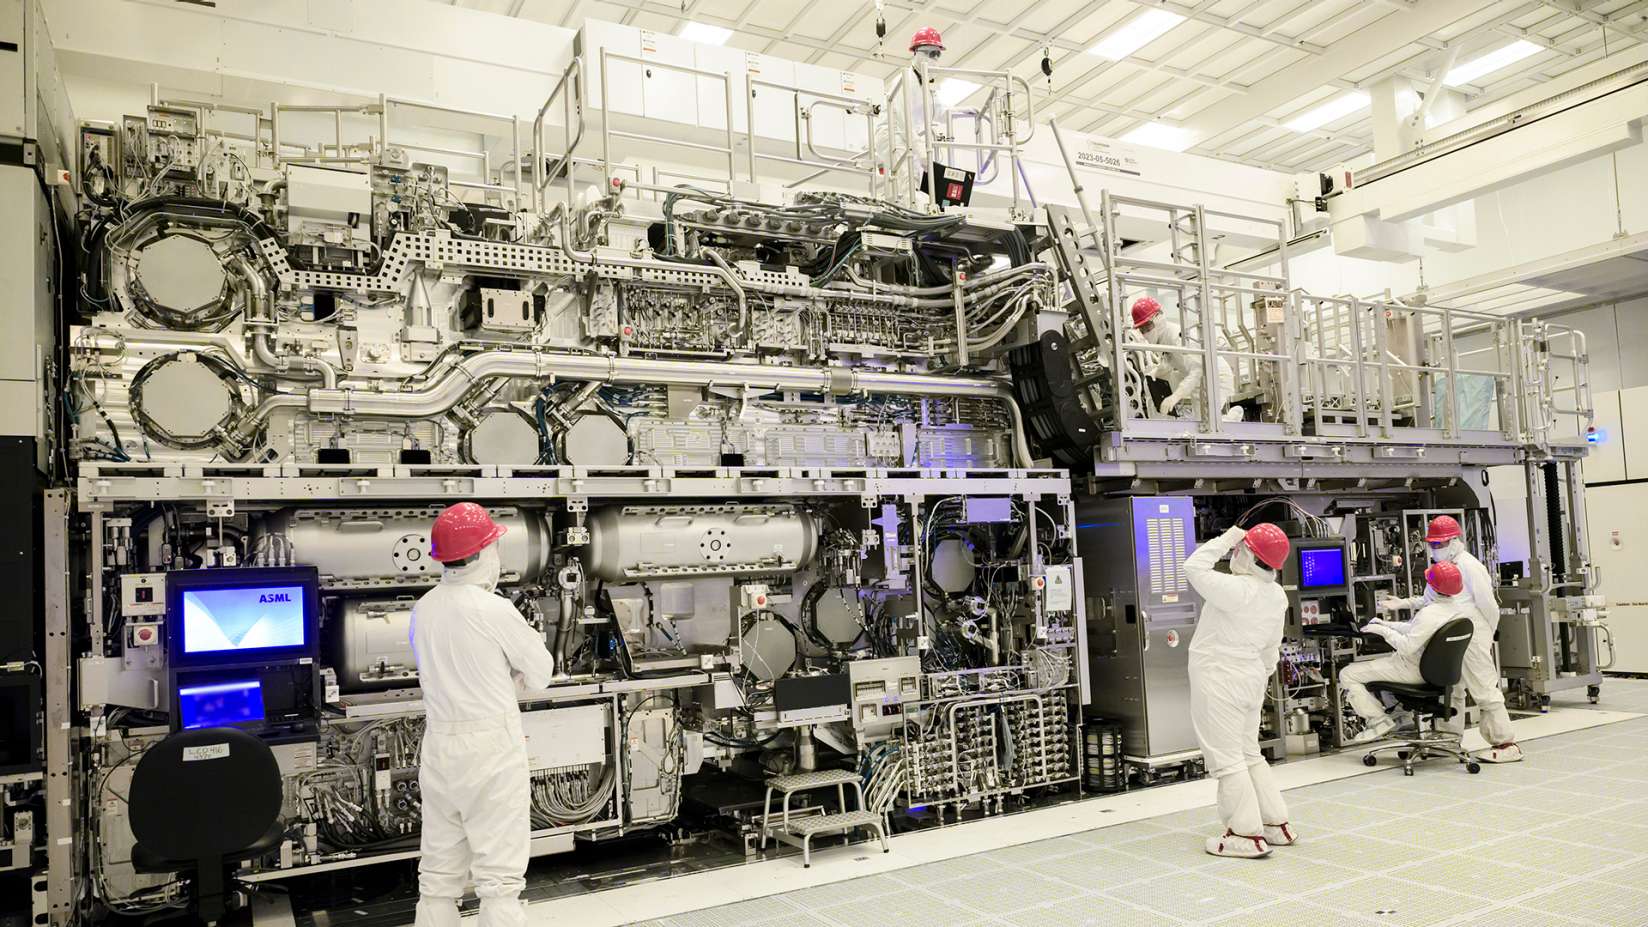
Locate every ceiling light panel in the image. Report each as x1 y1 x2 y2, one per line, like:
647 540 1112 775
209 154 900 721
1284 92 1370 133
1444 40 1542 87
1088 9 1186 61
1122 121 1196 152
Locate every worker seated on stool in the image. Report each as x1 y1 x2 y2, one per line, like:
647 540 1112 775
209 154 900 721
1344 561 1471 745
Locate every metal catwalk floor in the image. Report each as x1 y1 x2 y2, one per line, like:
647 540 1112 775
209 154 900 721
617 678 1648 927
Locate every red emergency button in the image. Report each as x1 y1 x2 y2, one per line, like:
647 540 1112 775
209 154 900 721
134 627 156 644
756 594 767 606
1032 576 1045 590
622 325 634 336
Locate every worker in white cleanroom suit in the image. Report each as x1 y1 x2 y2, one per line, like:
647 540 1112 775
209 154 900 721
1132 296 1244 422
906 26 953 198
1378 515 1521 763
1346 561 1475 743
1185 522 1296 858
411 502 558 927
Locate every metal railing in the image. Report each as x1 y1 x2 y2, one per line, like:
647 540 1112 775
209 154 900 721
529 49 891 205
379 95 523 201
1054 187 1593 451
746 76 882 197
599 48 737 195
531 56 585 214
256 95 523 201
882 61 1036 215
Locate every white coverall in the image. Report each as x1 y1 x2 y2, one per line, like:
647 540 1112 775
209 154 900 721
1142 319 1242 422
410 545 558 927
1343 595 1475 726
1185 527 1291 839
1386 545 1515 746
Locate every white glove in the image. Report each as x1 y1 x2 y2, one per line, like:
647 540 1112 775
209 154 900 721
1160 392 1182 415
1375 598 1400 615
1146 363 1166 380
1221 526 1248 544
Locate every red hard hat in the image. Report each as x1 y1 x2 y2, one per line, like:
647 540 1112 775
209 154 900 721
1425 515 1463 544
430 502 507 563
910 26 944 51
1243 522 1290 571
1131 296 1162 328
1426 561 1464 597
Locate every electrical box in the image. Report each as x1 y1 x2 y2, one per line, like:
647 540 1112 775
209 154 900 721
520 703 608 770
120 573 166 617
846 656 919 738
1043 564 1074 612
286 164 372 244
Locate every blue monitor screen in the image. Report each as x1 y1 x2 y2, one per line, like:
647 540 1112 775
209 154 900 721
181 585 307 655
177 679 265 730
1299 547 1347 589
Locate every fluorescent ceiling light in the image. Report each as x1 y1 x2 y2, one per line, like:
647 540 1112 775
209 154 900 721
1284 92 1370 133
677 21 732 45
1088 9 1186 61
1444 40 1542 87
936 78 981 107
1122 121 1196 152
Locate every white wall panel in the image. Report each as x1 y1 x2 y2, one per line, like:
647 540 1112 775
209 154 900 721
693 44 744 134
1585 482 1648 672
1585 390 1625 484
637 30 697 127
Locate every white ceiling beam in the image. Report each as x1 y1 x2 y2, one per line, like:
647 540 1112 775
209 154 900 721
1342 5 1534 90
1538 0 1648 43
1124 0 1327 55
1175 1 1492 145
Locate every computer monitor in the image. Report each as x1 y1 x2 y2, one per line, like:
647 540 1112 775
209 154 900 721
166 567 320 668
177 679 266 730
1298 546 1348 590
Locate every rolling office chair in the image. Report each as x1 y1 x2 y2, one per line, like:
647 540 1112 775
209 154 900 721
1359 617 1481 776
129 727 285 924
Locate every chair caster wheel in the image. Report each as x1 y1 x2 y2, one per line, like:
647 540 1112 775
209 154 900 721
1362 755 1377 767
1404 767 1415 777
1467 762 1481 774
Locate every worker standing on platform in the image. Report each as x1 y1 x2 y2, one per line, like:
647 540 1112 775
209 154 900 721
1184 522 1297 858
1132 296 1244 423
1378 515 1522 763
411 502 559 927
907 26 947 185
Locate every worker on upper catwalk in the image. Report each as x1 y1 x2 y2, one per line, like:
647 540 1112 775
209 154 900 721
410 502 559 927
1131 296 1244 423
1184 521 1297 859
1376 515 1522 763
1345 561 1475 743
908 26 947 181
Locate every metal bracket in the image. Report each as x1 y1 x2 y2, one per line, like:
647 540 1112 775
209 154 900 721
1187 442 1256 459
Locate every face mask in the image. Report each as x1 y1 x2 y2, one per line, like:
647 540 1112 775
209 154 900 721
1230 544 1258 577
446 543 503 592
1147 320 1181 347
1430 539 1463 563
473 544 503 592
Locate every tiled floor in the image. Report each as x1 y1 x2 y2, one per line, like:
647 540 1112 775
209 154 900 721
624 677 1648 927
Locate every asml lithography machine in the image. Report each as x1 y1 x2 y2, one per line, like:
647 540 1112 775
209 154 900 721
0 8 1608 925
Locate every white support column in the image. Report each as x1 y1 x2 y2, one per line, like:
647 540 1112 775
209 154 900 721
1369 76 1413 162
